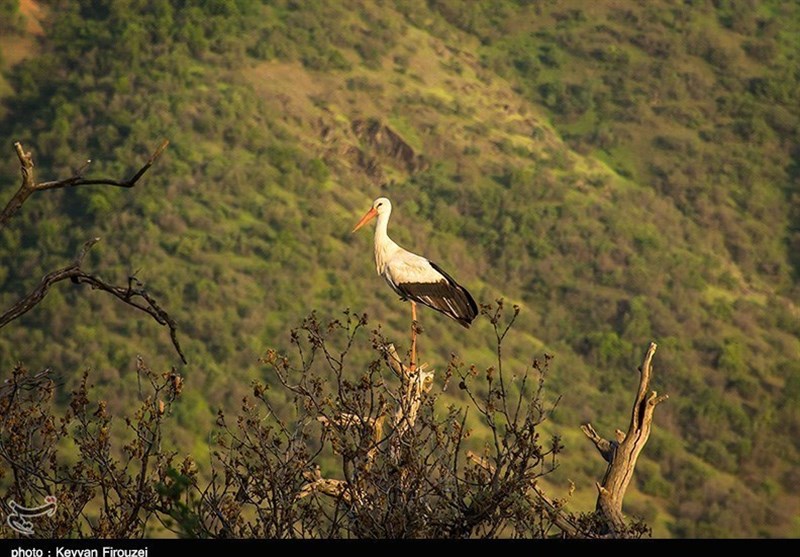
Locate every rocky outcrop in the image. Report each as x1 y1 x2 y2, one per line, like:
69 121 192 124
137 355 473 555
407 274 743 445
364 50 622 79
351 118 429 175
318 115 428 184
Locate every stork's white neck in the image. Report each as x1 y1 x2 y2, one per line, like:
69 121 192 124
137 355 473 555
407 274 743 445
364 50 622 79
373 208 399 275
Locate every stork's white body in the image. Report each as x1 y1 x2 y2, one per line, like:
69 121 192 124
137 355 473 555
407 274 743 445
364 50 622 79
354 198 478 329
372 211 440 291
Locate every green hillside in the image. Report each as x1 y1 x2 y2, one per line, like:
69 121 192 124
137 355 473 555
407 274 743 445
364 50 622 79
0 0 798 538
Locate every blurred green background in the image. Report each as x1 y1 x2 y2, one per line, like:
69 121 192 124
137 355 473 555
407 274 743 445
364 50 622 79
0 0 798 538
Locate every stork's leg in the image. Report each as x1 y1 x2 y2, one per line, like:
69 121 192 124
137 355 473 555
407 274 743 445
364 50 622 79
410 301 417 372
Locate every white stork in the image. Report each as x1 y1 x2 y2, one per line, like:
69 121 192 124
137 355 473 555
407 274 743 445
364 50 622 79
352 197 478 369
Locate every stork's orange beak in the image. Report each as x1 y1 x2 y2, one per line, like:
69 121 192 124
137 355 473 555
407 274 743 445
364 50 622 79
352 207 378 232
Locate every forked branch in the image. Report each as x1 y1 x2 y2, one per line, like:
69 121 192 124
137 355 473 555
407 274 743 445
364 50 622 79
0 140 184 363
0 238 186 364
1 139 169 229
581 342 668 536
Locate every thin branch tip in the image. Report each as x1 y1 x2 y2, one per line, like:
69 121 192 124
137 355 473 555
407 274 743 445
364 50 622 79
75 237 101 264
153 138 170 158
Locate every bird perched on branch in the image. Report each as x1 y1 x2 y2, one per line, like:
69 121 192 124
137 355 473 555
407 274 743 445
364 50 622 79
352 197 478 369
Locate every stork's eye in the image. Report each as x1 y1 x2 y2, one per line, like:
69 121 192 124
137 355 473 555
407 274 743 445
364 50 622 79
377 202 383 207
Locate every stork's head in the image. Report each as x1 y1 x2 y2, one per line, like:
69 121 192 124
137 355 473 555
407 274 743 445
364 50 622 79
352 197 392 232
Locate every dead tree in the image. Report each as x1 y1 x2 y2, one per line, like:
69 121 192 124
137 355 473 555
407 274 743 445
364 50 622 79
0 140 185 363
296 343 432 504
197 305 573 539
581 342 668 536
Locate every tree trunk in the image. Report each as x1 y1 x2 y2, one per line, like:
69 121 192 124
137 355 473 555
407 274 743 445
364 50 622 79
581 342 668 536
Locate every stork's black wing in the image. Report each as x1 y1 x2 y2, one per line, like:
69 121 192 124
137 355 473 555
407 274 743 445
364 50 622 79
394 260 478 328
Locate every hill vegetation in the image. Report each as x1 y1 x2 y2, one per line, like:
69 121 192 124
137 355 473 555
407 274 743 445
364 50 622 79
0 0 798 538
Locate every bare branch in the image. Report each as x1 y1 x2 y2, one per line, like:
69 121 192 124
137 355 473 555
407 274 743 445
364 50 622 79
466 449 495 473
583 342 667 536
0 238 187 364
466 450 588 538
530 484 586 539
299 340 433 504
1 139 169 229
381 343 405 377
580 423 616 464
0 367 55 400
297 466 351 502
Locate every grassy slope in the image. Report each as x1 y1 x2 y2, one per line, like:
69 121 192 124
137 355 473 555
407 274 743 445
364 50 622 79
0 0 798 538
